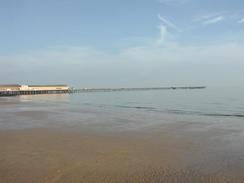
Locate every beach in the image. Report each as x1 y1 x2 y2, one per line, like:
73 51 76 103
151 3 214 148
1 122 244 182
2 0 244 181
0 90 244 182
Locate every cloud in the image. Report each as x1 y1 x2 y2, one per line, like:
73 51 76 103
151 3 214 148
193 12 226 26
1 15 243 87
193 13 222 22
1 41 244 87
157 14 180 44
203 16 224 25
158 14 180 31
158 25 168 44
238 18 244 24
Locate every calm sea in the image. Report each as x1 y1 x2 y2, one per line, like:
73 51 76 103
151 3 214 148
0 86 244 131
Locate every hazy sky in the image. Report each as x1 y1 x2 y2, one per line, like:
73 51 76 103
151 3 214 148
1 0 244 87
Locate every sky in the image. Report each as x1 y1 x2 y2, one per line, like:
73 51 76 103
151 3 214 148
1 0 244 87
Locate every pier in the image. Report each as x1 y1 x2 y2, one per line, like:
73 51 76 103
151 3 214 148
0 85 206 97
0 84 70 97
70 86 206 93
0 90 69 97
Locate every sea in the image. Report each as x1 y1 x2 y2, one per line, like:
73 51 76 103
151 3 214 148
0 86 244 131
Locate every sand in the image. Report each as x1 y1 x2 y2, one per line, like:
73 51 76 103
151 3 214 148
1 121 244 183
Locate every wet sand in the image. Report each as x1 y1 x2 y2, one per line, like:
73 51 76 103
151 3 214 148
1 122 244 183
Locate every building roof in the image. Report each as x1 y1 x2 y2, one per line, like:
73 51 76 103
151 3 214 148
0 84 69 88
0 84 21 87
28 85 68 87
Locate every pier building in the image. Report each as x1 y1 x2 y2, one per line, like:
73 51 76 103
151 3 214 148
0 84 70 96
0 84 21 91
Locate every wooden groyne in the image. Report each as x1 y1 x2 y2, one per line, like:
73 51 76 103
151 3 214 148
0 86 206 97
